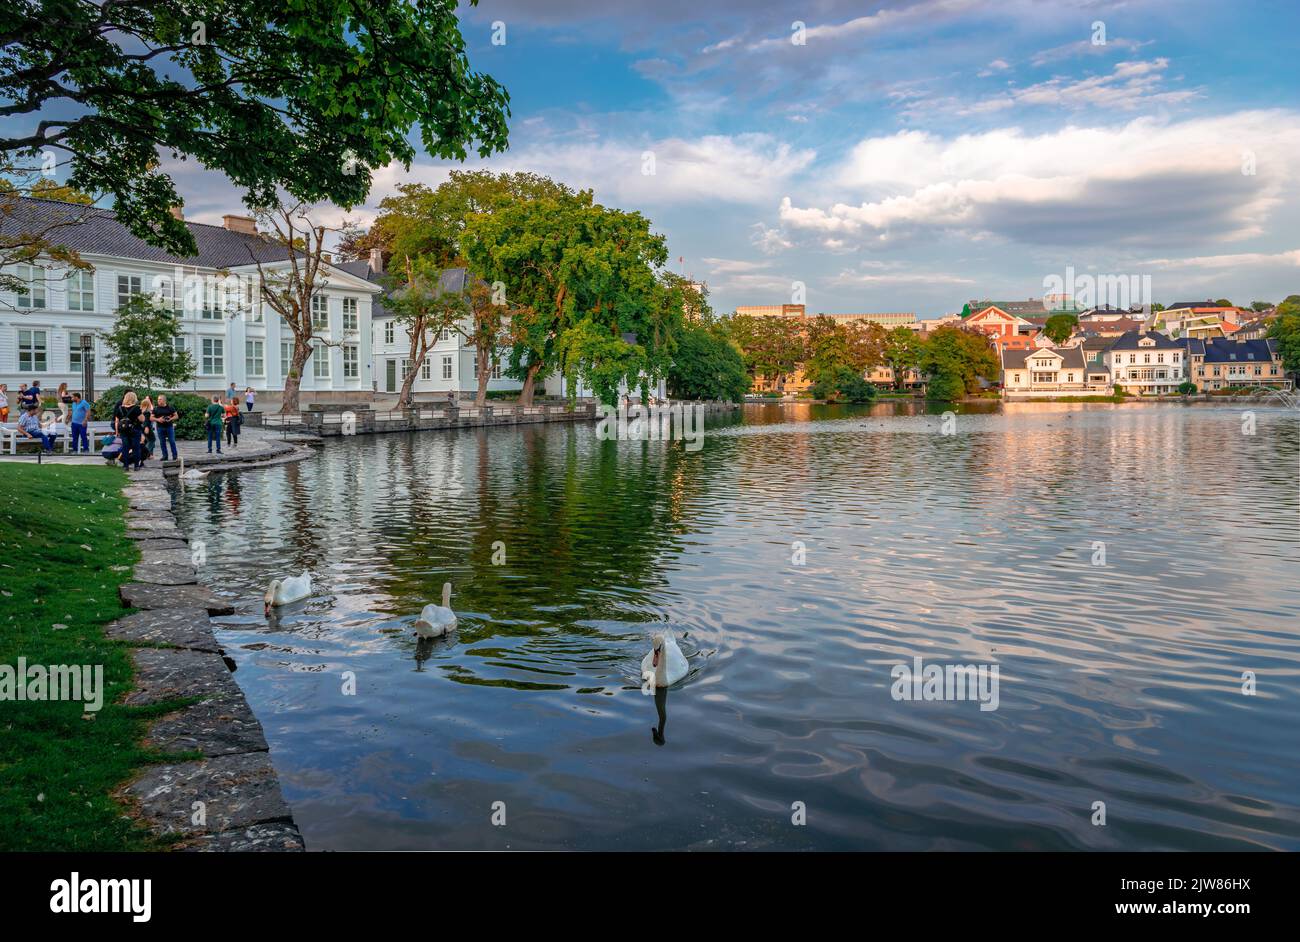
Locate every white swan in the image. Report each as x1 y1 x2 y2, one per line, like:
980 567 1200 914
264 570 312 615
414 582 458 639
181 468 208 480
640 631 688 690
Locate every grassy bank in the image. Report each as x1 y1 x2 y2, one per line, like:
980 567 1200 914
0 463 179 851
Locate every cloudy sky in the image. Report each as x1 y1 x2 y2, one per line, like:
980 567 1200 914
176 0 1299 316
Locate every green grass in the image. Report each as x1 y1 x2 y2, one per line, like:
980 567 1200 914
0 462 184 851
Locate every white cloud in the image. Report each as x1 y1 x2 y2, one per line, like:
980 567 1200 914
780 111 1300 247
369 133 815 209
1140 249 1300 269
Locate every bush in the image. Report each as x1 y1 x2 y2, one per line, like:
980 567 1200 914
1177 381 1197 395
810 367 877 402
925 372 965 402
91 385 215 440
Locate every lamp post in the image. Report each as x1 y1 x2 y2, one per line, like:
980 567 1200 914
80 332 95 402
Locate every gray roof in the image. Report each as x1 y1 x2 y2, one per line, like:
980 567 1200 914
1109 329 1181 351
0 195 291 268
1178 336 1278 363
1001 346 1086 370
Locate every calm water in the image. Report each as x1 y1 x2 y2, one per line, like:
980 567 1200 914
170 402 1300 850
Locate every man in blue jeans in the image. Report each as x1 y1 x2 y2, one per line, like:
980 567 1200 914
68 392 92 452
153 394 179 460
205 395 224 453
18 406 55 452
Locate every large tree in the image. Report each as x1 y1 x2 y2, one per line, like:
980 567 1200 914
248 203 338 413
729 314 805 391
667 321 748 402
384 257 466 408
2 0 509 278
918 325 1000 399
1043 312 1078 344
1267 294 1300 375
882 326 923 391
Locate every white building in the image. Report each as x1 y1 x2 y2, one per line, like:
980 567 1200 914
368 266 521 398
0 196 381 401
1104 329 1185 395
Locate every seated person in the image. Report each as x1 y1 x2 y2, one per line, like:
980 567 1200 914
18 406 56 452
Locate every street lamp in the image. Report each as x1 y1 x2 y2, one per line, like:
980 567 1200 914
80 332 95 401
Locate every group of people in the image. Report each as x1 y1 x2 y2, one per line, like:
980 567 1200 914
4 381 258 460
1 381 91 454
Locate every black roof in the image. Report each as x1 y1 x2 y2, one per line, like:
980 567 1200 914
0 194 290 268
1109 329 1181 351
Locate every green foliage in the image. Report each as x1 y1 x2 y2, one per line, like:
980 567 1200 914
1044 312 1079 344
2 0 510 262
667 322 749 402
925 372 965 401
882 327 923 391
1250 301 1273 312
1214 299 1234 308
917 325 999 395
1267 297 1300 373
728 314 805 388
810 367 877 403
91 385 211 440
102 296 194 389
1177 381 1198 395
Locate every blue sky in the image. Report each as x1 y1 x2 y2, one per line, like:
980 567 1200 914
167 1 1300 316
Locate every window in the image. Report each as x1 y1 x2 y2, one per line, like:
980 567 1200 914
67 271 94 311
492 360 502 380
1143 353 1151 364
201 337 224 375
421 357 431 380
18 329 47 371
1156 354 1164 364
68 331 96 374
313 343 330 379
439 327 451 341
173 336 187 357
117 274 143 309
311 294 329 330
384 321 394 345
281 341 293 378
342 298 358 331
14 265 46 309
246 340 265 377
245 279 263 323
402 358 414 380
441 355 452 380
342 344 359 379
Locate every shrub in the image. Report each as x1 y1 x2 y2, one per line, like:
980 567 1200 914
1177 381 1197 395
926 372 965 402
91 385 214 440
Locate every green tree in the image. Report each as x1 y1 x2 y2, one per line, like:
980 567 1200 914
103 296 194 389
384 256 468 408
1043 312 1078 344
1250 301 1274 312
2 0 509 265
1267 295 1300 374
729 314 805 391
1214 299 1234 308
918 325 1000 399
882 327 923 391
667 322 749 402
810 366 877 403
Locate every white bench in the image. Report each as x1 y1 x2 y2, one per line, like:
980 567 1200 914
1 420 115 454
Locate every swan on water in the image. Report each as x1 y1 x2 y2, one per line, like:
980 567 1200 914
264 571 312 615
641 631 688 691
414 582 458 639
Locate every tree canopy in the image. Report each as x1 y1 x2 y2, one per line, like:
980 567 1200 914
1043 312 1078 344
2 0 510 262
103 295 194 389
667 321 749 403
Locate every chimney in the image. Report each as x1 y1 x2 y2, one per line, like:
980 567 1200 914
369 247 384 274
222 214 258 234
169 205 184 221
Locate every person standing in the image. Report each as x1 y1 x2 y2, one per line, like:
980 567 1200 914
56 382 71 422
153 395 179 461
205 395 224 454
118 391 144 470
139 396 157 462
69 392 92 453
227 381 238 403
244 386 256 413
224 396 242 447
0 384 8 423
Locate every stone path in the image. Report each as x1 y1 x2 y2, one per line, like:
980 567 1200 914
112 466 304 851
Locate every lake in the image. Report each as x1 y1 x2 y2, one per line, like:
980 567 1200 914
169 401 1300 850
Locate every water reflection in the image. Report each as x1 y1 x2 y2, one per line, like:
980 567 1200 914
170 401 1300 851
